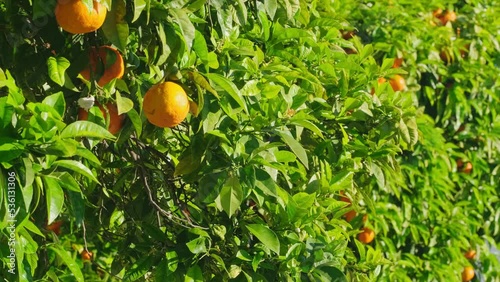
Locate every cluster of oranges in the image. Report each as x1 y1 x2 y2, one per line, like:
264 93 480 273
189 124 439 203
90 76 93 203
340 192 374 244
461 249 476 281
55 0 192 135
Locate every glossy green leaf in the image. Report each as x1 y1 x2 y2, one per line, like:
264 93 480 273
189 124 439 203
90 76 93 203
246 224 280 255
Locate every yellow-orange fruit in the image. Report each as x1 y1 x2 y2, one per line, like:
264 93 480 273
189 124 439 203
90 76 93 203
389 75 406 91
55 0 107 34
461 266 474 282
143 82 190 128
81 250 93 261
464 250 476 260
78 102 125 135
80 46 125 87
358 227 375 244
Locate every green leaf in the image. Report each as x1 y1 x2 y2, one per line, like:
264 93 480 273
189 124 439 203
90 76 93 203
215 176 243 217
42 92 66 119
126 108 142 137
264 0 278 19
189 71 219 98
246 224 280 255
186 237 207 254
170 8 195 51
67 191 85 227
48 246 84 282
101 0 129 51
193 30 209 65
185 265 203 282
43 176 64 225
60 121 116 140
47 57 70 86
116 91 134 115
205 73 248 113
276 130 308 169
45 172 81 193
132 0 147 22
123 256 155 282
289 118 324 139
51 160 99 184
0 140 24 163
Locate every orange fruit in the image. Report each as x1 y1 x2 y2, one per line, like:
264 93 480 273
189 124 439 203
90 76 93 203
440 11 457 25
371 77 386 95
358 227 375 244
464 250 476 260
143 82 190 128
81 250 93 261
432 8 443 18
55 0 107 34
344 210 357 222
389 75 406 91
392 57 403 68
46 221 63 235
78 102 125 135
80 46 125 87
462 162 473 174
461 266 474 282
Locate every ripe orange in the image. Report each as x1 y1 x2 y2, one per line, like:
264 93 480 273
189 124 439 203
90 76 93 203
78 102 125 135
462 162 473 174
432 8 443 18
358 227 375 244
389 75 406 92
46 221 63 235
371 77 386 95
81 250 93 261
143 82 190 128
344 210 357 222
392 57 403 68
440 11 457 25
461 266 474 282
80 46 125 87
55 0 107 34
464 250 476 260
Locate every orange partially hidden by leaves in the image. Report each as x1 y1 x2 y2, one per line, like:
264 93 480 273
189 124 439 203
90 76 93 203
389 75 406 91
55 0 107 34
464 250 476 260
80 46 125 87
461 266 475 282
358 227 375 244
432 8 443 18
344 210 357 222
371 77 387 95
392 57 403 68
143 82 190 128
81 250 93 261
440 11 457 25
462 162 473 174
46 221 63 235
78 102 125 135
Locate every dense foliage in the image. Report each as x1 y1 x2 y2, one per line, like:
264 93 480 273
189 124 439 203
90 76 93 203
0 0 499 281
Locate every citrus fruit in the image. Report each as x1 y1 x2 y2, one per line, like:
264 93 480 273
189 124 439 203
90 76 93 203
55 0 107 34
80 46 125 87
358 227 375 244
461 266 474 282
464 250 476 260
344 210 357 222
392 57 403 68
143 82 190 128
440 11 457 25
78 102 125 135
462 162 473 174
371 77 387 95
389 75 406 91
81 250 93 261
46 221 63 235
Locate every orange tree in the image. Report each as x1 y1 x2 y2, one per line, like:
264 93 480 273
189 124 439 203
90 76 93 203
0 0 498 281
